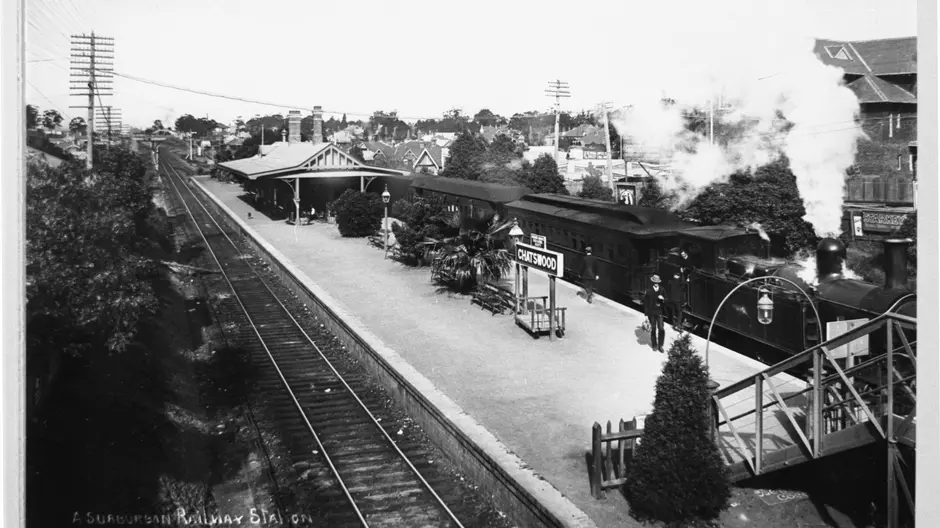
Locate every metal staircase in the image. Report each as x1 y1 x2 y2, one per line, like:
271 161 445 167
712 309 916 526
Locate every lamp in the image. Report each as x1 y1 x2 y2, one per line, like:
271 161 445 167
509 218 523 241
757 287 774 325
382 185 391 258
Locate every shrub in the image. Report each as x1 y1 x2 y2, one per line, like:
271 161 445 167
389 194 457 265
897 213 916 268
332 188 382 237
624 333 731 525
422 219 512 292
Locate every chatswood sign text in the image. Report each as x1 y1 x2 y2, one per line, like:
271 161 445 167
514 242 565 278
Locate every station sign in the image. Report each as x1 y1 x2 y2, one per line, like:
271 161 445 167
530 234 547 249
826 319 870 359
514 242 564 278
861 211 907 233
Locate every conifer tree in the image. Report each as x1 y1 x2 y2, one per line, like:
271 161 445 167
624 333 731 525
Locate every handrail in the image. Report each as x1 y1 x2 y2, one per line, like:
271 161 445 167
715 312 914 398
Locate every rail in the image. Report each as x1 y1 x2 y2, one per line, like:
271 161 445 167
161 154 465 528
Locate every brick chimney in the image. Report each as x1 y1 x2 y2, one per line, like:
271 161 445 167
312 106 323 145
288 110 301 144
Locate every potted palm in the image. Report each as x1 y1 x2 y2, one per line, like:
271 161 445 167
421 214 513 292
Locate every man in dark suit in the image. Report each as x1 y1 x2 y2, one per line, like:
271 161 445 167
666 272 686 331
581 246 598 303
643 274 667 353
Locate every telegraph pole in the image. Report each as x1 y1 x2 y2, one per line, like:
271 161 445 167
545 80 570 160
70 33 114 169
94 106 122 144
599 101 615 193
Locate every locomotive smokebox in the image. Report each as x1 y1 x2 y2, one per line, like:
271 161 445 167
816 237 846 281
883 238 913 290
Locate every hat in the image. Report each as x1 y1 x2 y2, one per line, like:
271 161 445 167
650 274 661 284
585 245 593 252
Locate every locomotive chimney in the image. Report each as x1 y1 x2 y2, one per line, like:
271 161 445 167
882 238 913 290
816 237 846 281
312 106 324 146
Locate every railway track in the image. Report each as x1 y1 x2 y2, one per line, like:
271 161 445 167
159 152 502 528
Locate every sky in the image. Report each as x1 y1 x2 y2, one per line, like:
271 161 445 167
24 0 918 129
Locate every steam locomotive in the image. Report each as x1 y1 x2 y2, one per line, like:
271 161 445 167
410 177 916 357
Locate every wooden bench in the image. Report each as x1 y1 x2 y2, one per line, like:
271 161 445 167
471 283 515 315
368 234 384 249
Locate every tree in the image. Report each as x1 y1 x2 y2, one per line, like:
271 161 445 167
681 157 818 256
330 189 383 237
624 334 731 525
637 178 677 210
473 109 502 127
421 218 513 292
440 131 487 180
578 174 614 201
27 104 40 129
390 194 455 265
68 117 87 135
153 120 164 130
520 154 568 194
348 145 366 164
174 114 221 137
26 146 160 361
897 214 917 268
42 110 63 131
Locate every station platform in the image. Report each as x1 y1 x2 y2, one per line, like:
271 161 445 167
193 177 808 528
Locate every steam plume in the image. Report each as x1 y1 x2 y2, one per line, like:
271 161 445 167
608 1 863 238
749 222 771 243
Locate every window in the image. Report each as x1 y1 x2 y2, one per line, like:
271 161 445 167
897 155 902 171
825 45 852 60
897 114 902 129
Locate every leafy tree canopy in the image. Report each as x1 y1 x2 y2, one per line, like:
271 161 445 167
637 178 677 210
680 157 818 256
42 109 64 131
69 117 87 134
578 174 614 201
519 154 568 195
440 131 488 180
174 114 222 137
27 105 40 129
330 189 383 237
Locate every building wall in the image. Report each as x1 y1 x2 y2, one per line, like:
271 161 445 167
855 103 917 178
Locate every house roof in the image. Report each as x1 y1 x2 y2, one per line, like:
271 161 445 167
561 124 595 138
219 142 331 178
27 146 66 167
846 75 917 104
414 145 444 169
849 37 917 75
411 176 532 204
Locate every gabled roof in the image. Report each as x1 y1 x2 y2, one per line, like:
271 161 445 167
218 142 330 178
414 145 444 169
846 75 917 104
814 37 917 76
561 124 596 138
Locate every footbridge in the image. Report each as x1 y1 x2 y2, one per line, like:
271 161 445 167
591 307 916 526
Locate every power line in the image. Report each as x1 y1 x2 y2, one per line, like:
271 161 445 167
27 80 72 121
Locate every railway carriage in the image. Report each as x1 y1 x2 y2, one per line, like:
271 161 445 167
408 176 915 361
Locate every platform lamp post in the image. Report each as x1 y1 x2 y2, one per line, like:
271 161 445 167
509 218 524 314
703 276 822 440
382 185 391 258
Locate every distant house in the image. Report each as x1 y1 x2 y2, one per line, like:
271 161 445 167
813 36 917 205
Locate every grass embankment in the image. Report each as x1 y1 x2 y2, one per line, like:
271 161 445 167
27 191 281 526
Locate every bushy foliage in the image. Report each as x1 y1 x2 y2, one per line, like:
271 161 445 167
331 189 383 237
27 147 161 360
422 219 512 292
681 157 818 256
897 213 917 268
520 154 568 194
624 334 731 525
578 174 613 201
390 194 456 265
637 178 678 210
440 131 488 180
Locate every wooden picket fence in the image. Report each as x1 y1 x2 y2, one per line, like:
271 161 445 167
589 417 644 499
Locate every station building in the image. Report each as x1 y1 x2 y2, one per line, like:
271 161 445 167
217 107 414 219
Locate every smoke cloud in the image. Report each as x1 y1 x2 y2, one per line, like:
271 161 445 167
608 1 863 238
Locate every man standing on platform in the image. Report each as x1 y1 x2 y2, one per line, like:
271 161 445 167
666 272 686 331
581 246 598 303
644 274 667 353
